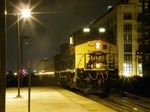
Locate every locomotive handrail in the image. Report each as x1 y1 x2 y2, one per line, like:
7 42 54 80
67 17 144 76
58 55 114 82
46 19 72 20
88 72 99 80
100 71 108 80
84 68 115 71
77 54 84 68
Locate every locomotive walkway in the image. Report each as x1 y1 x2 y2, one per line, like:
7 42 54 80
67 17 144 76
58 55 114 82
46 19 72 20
6 86 116 112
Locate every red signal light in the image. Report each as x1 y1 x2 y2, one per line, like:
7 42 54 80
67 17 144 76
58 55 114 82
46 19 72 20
136 51 140 55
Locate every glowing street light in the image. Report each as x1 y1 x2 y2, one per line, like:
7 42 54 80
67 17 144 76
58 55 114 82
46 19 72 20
21 9 31 18
16 8 31 98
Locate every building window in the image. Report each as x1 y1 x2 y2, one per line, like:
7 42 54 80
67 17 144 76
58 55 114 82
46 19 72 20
110 16 113 23
145 55 150 64
124 13 132 19
138 13 142 22
124 54 132 63
124 23 132 32
138 64 142 74
113 24 117 36
138 24 142 32
114 14 116 21
138 55 143 63
137 34 142 43
124 63 133 75
124 44 132 52
124 33 132 42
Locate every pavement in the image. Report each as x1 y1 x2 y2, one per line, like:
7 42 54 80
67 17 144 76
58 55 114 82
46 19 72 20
6 86 116 112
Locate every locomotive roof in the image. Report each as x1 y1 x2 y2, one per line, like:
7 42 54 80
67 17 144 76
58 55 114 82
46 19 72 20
70 28 116 46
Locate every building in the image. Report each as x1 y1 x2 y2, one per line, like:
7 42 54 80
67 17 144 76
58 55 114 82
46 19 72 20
140 0 150 77
90 0 150 77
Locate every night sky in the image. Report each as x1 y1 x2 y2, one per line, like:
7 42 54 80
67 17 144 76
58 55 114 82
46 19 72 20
7 0 119 71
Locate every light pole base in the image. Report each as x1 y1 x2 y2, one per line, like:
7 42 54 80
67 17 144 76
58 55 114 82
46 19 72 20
15 95 22 98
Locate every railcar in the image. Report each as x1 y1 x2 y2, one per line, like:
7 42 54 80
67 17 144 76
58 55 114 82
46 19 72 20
54 28 118 94
37 57 55 76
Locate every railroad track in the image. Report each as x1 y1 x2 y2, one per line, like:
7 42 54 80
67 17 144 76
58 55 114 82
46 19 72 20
117 92 150 111
88 95 133 112
120 92 150 104
63 87 150 112
89 91 150 112
76 91 150 112
106 94 150 112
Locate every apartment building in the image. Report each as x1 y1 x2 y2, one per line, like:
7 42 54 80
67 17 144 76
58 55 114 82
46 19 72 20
140 0 150 77
90 0 145 77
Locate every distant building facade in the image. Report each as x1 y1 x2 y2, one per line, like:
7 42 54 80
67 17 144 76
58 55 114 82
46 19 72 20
90 0 150 77
140 0 150 77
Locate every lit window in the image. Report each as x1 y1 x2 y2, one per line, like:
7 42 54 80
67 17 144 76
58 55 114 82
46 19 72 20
138 64 142 74
124 63 132 76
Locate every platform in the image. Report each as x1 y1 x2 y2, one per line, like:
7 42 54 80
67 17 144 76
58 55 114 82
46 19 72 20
6 86 116 112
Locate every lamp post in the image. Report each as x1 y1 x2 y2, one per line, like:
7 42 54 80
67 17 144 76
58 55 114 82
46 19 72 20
16 14 21 97
16 9 31 97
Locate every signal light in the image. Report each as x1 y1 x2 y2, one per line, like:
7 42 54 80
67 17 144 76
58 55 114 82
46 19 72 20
136 51 140 55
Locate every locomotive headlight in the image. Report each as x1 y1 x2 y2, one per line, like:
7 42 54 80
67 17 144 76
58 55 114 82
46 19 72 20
96 63 100 68
99 28 105 33
96 42 100 49
83 28 90 32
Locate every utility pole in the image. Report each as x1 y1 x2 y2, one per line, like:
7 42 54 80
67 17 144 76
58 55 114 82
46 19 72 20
0 0 7 112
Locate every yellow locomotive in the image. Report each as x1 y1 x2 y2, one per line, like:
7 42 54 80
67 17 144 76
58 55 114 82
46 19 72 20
54 28 118 94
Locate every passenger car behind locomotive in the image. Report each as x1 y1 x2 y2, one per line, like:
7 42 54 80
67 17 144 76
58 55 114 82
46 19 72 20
54 28 118 94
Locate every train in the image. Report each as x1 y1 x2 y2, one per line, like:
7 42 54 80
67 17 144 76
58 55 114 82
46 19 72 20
37 27 118 94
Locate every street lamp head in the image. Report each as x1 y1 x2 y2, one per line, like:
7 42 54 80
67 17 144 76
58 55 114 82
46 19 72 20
21 9 31 18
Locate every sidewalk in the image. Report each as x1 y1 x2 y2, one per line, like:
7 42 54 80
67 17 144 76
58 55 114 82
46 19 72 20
6 87 116 112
